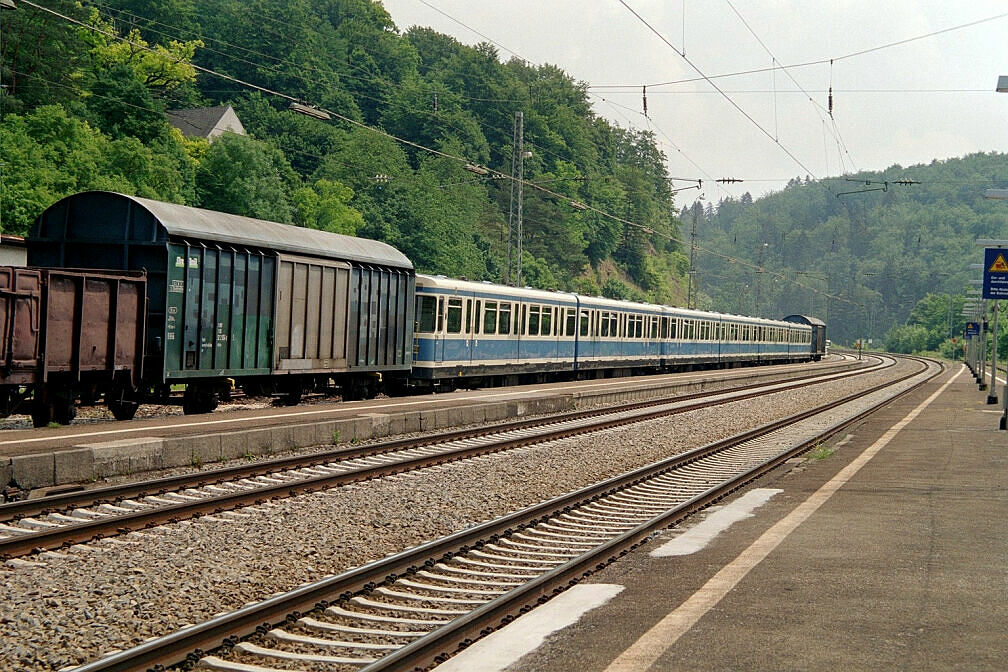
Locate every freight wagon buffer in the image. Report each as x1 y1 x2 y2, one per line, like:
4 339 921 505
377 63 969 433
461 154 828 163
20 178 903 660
29 192 415 414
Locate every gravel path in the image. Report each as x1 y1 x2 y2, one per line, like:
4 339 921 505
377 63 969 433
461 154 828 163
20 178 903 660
0 360 914 671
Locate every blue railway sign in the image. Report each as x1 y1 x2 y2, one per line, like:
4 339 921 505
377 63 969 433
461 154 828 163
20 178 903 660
982 248 1008 299
965 321 980 337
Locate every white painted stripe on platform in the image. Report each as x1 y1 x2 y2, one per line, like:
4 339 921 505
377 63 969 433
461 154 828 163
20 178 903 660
604 363 963 672
650 488 782 557
433 583 624 672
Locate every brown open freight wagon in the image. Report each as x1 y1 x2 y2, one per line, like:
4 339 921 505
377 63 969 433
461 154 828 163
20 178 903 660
0 266 146 426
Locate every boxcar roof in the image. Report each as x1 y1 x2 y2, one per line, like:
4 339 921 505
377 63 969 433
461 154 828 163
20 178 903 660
35 191 413 269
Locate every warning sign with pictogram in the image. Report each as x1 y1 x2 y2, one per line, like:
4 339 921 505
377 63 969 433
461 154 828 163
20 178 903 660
983 248 1008 299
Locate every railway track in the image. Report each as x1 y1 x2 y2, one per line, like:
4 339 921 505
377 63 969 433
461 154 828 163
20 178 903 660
61 355 937 672
0 359 884 560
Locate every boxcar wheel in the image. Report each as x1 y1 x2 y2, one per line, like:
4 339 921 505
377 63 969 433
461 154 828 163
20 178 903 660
183 385 219 415
280 380 302 406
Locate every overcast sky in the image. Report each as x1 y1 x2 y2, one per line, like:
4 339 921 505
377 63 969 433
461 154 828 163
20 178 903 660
380 1 1008 202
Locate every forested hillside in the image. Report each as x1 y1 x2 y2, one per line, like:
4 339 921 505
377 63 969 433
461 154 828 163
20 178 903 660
695 152 1008 348
3 1 1007 352
1 0 685 302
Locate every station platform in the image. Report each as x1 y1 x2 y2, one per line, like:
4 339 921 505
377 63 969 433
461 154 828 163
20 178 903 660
446 362 1008 671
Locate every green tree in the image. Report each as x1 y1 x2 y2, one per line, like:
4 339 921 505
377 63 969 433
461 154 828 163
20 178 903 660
293 179 364 235
1 0 91 113
195 133 297 222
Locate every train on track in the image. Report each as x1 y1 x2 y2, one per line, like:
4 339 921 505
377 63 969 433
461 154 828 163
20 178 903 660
1 191 826 427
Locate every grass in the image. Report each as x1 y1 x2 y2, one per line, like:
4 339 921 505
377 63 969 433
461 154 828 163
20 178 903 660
807 443 836 460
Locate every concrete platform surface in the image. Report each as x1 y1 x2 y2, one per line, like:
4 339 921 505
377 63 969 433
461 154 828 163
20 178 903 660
497 362 1007 671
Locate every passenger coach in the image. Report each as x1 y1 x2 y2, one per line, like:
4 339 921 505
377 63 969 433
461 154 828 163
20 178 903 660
412 275 814 388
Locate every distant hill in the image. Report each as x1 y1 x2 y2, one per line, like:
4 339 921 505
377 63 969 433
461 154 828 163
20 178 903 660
695 152 1008 345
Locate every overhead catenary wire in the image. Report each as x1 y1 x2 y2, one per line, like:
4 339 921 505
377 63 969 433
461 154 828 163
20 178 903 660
617 0 820 181
398 0 734 199
587 9 1008 90
18 0 864 306
724 0 856 173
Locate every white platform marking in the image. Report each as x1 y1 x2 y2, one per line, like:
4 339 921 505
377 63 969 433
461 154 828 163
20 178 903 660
433 584 624 671
650 488 782 557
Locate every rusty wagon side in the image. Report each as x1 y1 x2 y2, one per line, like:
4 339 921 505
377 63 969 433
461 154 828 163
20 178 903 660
0 266 146 426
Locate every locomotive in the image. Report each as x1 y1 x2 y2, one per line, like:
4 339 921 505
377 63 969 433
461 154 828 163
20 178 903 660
1 191 825 427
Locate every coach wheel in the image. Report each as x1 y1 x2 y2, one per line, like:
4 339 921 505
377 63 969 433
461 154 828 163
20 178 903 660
183 384 219 415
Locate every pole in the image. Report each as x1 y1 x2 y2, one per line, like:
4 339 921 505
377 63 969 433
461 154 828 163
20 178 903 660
979 302 988 390
506 111 524 286
989 302 999 403
687 203 698 309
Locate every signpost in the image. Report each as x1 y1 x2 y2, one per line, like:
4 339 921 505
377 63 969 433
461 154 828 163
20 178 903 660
978 240 1008 427
982 248 1008 300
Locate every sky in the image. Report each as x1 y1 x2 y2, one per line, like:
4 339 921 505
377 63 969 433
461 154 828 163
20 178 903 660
379 1 1008 202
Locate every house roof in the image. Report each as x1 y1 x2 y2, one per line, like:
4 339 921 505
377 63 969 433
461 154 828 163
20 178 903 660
166 104 246 139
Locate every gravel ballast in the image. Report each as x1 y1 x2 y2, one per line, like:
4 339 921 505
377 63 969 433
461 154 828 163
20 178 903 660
0 360 917 671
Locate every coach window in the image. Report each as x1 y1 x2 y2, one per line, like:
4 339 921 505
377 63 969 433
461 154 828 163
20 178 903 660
527 304 539 335
446 297 464 334
579 309 590 337
542 305 552 336
416 295 437 333
483 301 498 334
499 302 513 334
600 311 610 337
474 300 482 334
650 316 659 340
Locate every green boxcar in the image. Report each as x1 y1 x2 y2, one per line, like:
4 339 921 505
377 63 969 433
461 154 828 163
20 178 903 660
29 191 415 410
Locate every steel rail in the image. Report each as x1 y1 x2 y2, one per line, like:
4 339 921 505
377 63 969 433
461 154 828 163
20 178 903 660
0 361 886 558
1 360 866 520
65 357 932 672
366 357 943 671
